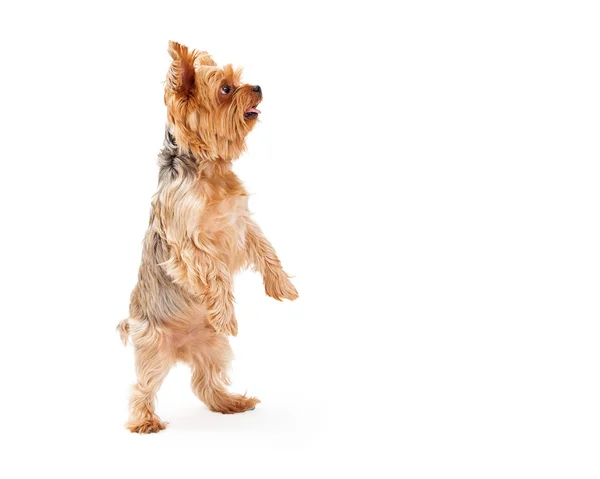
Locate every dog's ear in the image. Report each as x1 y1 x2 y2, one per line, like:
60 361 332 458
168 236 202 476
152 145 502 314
167 41 198 97
195 51 217 67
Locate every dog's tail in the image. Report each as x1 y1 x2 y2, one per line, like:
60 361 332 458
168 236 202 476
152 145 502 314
117 318 130 346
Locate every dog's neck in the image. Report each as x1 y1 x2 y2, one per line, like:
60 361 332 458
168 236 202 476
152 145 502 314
158 128 242 191
164 128 233 178
166 124 246 166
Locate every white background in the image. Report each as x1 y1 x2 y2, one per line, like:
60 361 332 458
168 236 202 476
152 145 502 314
1 1 599 477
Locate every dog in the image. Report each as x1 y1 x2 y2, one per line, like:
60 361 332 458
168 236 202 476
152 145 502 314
118 41 298 434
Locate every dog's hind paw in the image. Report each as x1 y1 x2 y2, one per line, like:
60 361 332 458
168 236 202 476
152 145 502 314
208 394 260 414
126 417 167 434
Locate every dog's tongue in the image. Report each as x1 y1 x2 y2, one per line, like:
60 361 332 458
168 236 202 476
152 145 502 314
246 107 261 115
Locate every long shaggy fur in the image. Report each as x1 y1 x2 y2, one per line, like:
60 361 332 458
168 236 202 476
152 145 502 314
121 41 297 434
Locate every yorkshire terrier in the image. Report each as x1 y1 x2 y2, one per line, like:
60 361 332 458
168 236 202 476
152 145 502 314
118 41 298 434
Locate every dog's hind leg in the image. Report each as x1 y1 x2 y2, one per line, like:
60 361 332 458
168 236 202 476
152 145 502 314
126 320 173 433
188 332 259 414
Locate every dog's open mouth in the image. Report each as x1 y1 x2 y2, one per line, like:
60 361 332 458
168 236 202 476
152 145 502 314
244 107 261 119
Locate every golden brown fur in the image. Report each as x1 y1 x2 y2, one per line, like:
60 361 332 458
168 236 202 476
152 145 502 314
119 41 297 434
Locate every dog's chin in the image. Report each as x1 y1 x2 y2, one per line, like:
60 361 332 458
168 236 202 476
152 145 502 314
244 106 261 120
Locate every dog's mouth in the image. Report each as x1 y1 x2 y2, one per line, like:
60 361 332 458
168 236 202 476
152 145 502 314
244 106 261 119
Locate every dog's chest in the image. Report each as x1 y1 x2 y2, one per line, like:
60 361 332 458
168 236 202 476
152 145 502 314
200 194 249 264
211 195 248 231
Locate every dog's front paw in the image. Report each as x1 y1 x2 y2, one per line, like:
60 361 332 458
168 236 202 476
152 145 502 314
210 308 239 336
265 273 299 302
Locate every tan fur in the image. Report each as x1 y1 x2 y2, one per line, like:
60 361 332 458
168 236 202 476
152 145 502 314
121 41 297 434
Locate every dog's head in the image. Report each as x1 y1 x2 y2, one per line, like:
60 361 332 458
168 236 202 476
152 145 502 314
165 41 262 160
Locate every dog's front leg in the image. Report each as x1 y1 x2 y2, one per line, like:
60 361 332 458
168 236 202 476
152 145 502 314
197 251 238 336
163 240 238 336
245 220 298 301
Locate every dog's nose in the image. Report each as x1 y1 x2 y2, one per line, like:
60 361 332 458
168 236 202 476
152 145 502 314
252 85 262 93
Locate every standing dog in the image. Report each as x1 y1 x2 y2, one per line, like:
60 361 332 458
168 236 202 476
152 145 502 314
118 41 298 434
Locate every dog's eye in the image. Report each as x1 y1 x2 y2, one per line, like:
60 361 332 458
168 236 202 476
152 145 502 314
220 85 231 95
